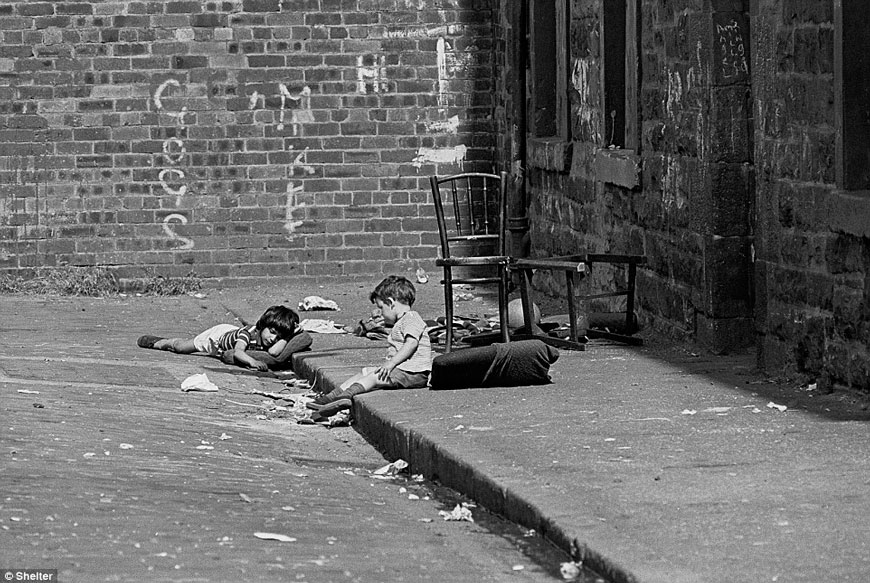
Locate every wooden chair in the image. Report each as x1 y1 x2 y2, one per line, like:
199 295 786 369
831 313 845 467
430 171 510 352
512 253 646 348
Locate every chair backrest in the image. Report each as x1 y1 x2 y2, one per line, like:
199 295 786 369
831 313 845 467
430 171 508 260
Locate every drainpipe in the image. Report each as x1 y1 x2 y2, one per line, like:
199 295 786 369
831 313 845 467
506 0 530 259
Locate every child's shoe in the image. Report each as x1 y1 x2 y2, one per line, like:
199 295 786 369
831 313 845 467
308 387 346 407
137 335 164 349
310 398 352 420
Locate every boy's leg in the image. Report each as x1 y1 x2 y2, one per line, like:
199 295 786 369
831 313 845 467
139 336 198 353
309 370 389 409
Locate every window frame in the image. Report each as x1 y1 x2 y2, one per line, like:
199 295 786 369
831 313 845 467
529 0 569 140
600 0 640 152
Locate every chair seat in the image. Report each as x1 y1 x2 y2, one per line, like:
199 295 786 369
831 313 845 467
436 255 511 267
439 276 503 286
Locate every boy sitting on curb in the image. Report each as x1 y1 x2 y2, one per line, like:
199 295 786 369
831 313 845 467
307 275 432 419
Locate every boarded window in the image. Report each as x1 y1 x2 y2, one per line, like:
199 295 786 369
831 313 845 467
836 1 870 190
530 0 568 139
601 0 639 151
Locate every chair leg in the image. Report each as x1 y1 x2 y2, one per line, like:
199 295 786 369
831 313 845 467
626 261 637 333
565 270 579 343
443 268 454 353
498 264 510 344
519 267 535 333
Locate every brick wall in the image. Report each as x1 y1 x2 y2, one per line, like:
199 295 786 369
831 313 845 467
0 0 498 285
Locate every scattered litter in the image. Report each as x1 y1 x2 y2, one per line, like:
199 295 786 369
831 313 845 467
219 433 232 441
253 532 297 543
225 399 271 409
805 383 817 391
283 377 311 390
299 318 346 334
298 296 340 311
766 401 788 412
373 459 409 476
512 565 525 571
398 487 407 494
83 452 96 458
408 494 420 500
16 389 39 395
33 403 44 408
419 518 433 523
702 406 732 414
439 503 474 522
452 425 465 431
250 388 295 401
196 445 214 450
416 267 429 284
560 561 584 580
119 443 134 450
681 409 697 415
604 438 616 442
282 506 296 512
524 529 536 537
239 493 253 503
181 373 219 393
468 426 494 431
412 474 425 483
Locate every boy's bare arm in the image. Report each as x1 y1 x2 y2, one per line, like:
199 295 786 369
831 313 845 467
377 336 418 381
232 340 268 371
267 338 287 356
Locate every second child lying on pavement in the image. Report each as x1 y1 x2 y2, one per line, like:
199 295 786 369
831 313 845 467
307 275 432 418
137 305 311 371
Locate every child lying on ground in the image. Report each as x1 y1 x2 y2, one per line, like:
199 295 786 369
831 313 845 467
307 275 432 419
137 305 311 371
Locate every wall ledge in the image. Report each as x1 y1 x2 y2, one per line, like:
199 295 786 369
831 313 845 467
828 190 870 238
594 148 641 189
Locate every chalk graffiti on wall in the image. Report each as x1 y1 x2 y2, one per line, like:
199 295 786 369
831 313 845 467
716 19 748 80
357 55 388 94
162 213 194 250
153 78 193 249
437 37 448 109
247 84 316 237
412 144 467 169
284 146 315 237
248 84 314 135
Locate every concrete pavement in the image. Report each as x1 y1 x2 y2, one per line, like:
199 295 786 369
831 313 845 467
5 277 870 582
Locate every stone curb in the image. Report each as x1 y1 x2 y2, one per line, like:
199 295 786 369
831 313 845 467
291 349 639 583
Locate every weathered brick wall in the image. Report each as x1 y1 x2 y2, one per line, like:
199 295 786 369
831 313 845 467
753 0 870 393
0 0 498 285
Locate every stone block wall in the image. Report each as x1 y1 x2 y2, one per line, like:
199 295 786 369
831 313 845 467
525 0 754 351
752 0 870 393
0 0 498 285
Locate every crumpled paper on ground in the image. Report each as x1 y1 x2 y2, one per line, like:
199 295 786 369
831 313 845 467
298 296 340 311
373 459 409 476
181 373 219 392
299 318 347 334
439 502 474 522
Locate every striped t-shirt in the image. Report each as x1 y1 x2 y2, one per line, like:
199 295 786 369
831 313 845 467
217 325 266 352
